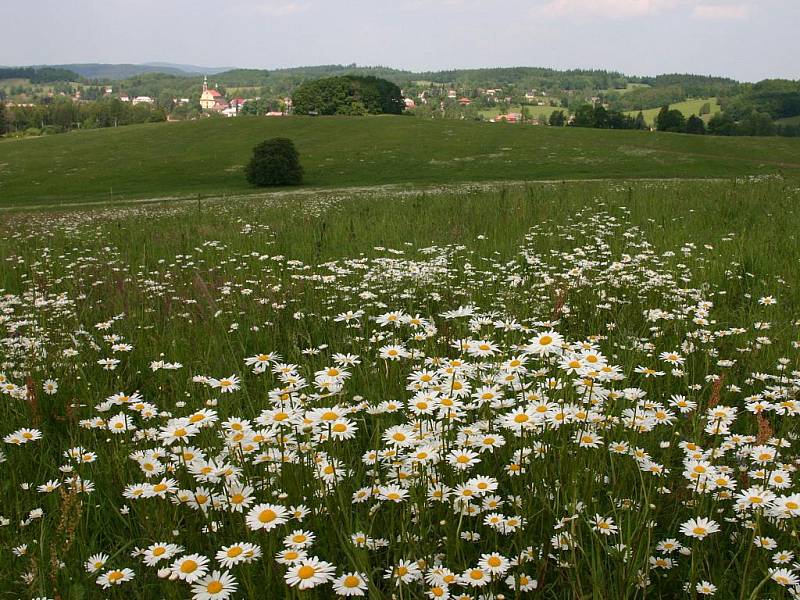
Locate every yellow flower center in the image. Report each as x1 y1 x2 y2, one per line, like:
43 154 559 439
298 565 316 579
180 560 198 573
259 509 277 523
207 581 223 593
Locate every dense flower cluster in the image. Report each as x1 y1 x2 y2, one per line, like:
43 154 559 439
1 187 798 598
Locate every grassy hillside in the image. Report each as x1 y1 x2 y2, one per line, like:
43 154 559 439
1 115 799 207
625 98 722 125
776 115 800 125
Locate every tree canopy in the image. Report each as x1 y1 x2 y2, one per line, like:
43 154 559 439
292 76 404 116
246 138 304 187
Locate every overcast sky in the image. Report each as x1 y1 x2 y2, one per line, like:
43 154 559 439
4 0 798 81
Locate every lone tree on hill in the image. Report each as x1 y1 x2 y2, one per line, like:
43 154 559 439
685 114 707 135
246 138 304 187
548 110 566 126
655 105 686 133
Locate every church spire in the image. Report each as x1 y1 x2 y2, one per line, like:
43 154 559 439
203 76 208 93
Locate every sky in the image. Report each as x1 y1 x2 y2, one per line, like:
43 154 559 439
4 0 798 81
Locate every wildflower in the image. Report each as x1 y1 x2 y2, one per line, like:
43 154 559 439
284 557 336 589
378 485 409 503
85 553 109 573
771 569 799 587
246 503 289 532
332 572 368 596
447 448 480 471
97 568 135 588
384 560 422 585
696 581 717 595
216 542 261 568
505 572 538 591
460 566 490 587
275 548 308 565
171 554 210 583
284 530 315 549
679 517 720 540
191 570 238 600
478 552 509 575
524 331 563 355
591 514 618 536
143 543 181 567
209 375 240 393
379 344 410 360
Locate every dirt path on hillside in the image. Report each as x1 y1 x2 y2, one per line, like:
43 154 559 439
0 177 736 213
630 144 800 169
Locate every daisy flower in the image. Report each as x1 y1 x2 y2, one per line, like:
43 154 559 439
679 517 720 540
191 570 238 600
96 568 135 588
85 553 109 573
284 557 336 589
171 554 210 583
246 503 289 532
332 571 368 596
696 581 717 595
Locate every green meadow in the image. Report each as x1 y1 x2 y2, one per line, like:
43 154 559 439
1 178 799 599
1 115 800 207
625 98 722 126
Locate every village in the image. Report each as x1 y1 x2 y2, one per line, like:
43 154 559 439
2 67 628 131
66 77 569 123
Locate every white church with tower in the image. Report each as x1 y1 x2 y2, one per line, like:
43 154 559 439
199 76 227 112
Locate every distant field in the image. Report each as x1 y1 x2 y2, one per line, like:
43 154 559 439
0 78 30 87
1 115 800 207
777 115 800 125
603 82 651 95
0 78 32 92
626 98 722 125
478 104 561 121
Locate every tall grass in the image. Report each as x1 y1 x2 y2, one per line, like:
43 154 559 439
0 177 798 599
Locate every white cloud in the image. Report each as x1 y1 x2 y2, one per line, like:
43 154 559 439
691 3 750 19
538 0 681 18
537 0 755 20
250 1 310 16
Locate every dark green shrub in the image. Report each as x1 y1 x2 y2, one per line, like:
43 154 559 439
246 138 303 187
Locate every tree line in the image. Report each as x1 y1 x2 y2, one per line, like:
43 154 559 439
0 98 165 136
0 67 81 83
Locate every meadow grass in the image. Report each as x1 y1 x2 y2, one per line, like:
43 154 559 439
0 177 799 599
625 99 722 126
1 116 800 207
776 116 800 126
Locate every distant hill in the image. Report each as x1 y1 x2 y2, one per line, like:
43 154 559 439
143 62 234 75
48 63 230 80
